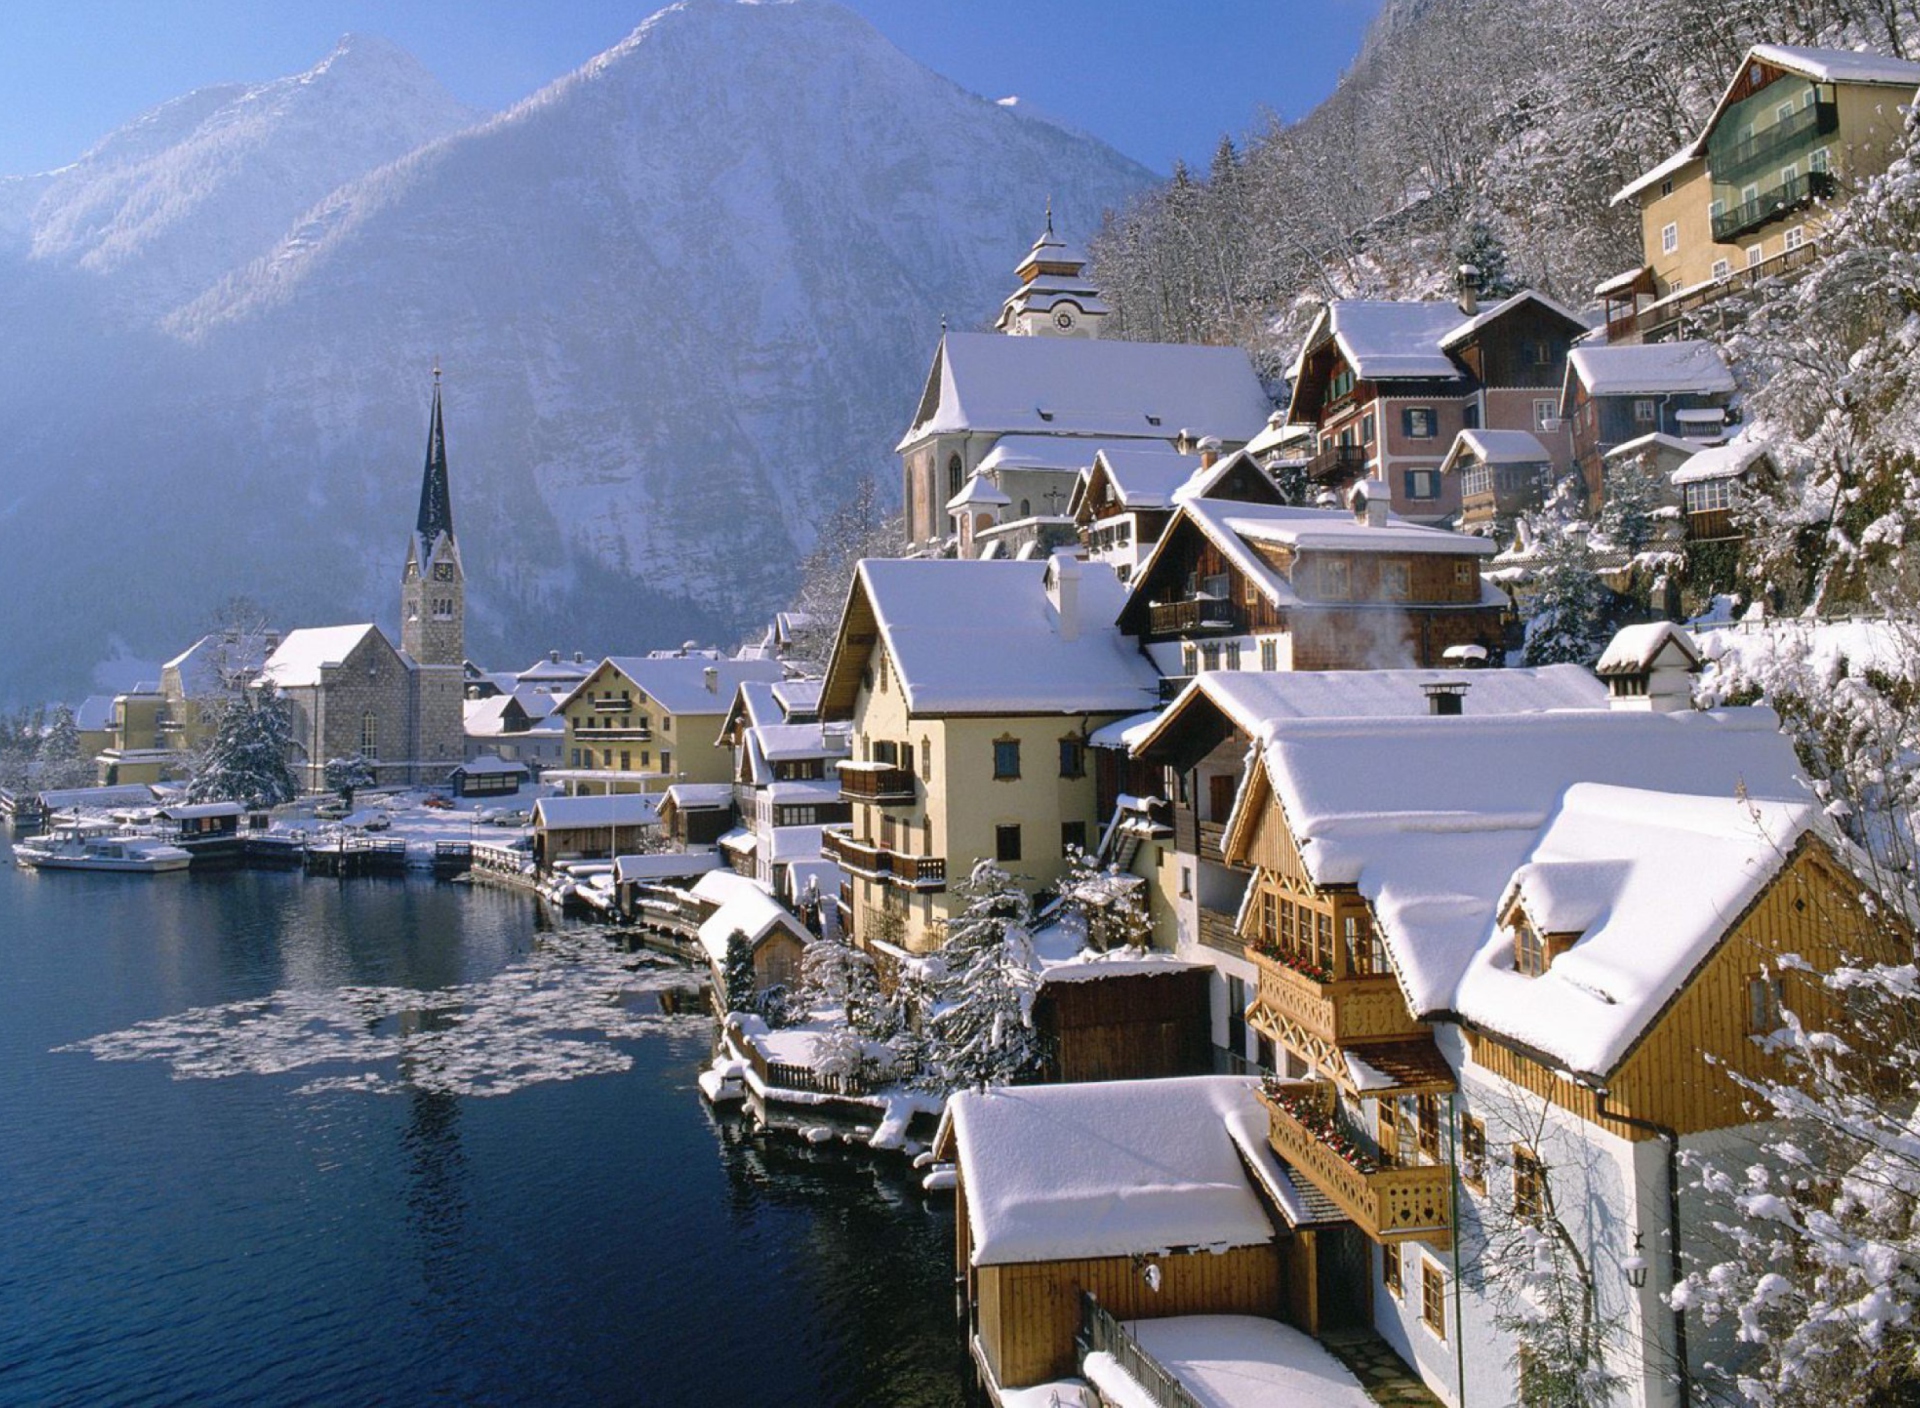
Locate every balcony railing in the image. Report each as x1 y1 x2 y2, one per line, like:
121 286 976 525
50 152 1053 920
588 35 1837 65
1197 818 1230 865
1077 1293 1201 1408
580 725 652 742
1248 946 1425 1047
1306 442 1368 485
1712 170 1835 244
1710 100 1837 184
1147 597 1238 636
836 761 917 805
820 828 946 890
1259 1082 1453 1248
590 698 635 714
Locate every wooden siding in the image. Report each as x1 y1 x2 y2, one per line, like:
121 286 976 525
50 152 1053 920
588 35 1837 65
1607 842 1898 1135
1035 968 1211 1084
976 1242 1287 1389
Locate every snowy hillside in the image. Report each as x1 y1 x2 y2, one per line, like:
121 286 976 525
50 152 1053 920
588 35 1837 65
0 0 1154 702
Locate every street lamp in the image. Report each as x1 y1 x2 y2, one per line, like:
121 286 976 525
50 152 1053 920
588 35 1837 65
1624 1230 1649 1289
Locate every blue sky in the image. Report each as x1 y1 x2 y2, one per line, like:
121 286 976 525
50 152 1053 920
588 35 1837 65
0 0 1381 177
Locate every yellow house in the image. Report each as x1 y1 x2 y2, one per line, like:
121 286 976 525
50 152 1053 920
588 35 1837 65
551 655 785 796
817 554 1162 954
1601 43 1920 341
96 686 174 785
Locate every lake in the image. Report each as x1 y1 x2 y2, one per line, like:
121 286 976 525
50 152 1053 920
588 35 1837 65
0 840 969 1406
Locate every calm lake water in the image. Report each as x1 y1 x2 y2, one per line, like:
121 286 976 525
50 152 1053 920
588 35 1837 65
0 838 969 1407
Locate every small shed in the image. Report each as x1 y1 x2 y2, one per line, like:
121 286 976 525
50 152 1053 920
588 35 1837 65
697 884 810 1003
154 801 245 839
531 792 663 867
450 756 531 797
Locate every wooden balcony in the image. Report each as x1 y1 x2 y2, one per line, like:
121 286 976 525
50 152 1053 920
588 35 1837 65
1248 947 1424 1048
820 828 946 891
1712 169 1835 244
1306 443 1367 485
1196 905 1242 956
1147 597 1239 636
1260 1083 1452 1249
1686 508 1738 542
837 761 917 805
584 724 652 742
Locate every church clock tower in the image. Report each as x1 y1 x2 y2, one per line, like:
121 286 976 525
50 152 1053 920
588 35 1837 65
993 202 1109 339
401 369 464 669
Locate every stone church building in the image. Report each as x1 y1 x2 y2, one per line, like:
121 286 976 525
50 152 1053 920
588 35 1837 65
263 376 469 789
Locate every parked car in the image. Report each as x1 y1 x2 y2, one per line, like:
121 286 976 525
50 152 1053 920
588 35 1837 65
490 810 532 827
315 801 350 820
359 811 392 832
421 796 454 811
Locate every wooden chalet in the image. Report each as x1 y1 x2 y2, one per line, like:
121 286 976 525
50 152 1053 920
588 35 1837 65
1116 490 1503 678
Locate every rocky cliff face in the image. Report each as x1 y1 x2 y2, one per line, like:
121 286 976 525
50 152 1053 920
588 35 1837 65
0 0 1153 700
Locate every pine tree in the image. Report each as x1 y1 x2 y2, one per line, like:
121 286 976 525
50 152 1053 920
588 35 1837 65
186 685 297 806
323 756 374 806
923 862 1046 1093
722 930 758 1016
1453 212 1516 299
1522 522 1612 667
35 704 95 789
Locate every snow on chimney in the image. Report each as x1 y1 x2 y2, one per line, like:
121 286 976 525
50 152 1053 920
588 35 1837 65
574 651 585 664
704 666 719 695
1047 549 1081 643
1457 263 1480 316
1198 435 1222 469
549 650 561 664
1349 478 1390 528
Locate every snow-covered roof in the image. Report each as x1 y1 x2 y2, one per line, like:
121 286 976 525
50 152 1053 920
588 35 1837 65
948 474 1012 511
696 887 808 964
261 624 385 688
560 656 785 716
940 1076 1296 1265
1101 1317 1375 1408
1240 707 1807 1056
1293 301 1468 382
1135 664 1608 756
613 851 722 884
757 723 846 763
1604 432 1702 462
1749 43 1920 86
531 793 663 830
1086 444 1205 512
1567 341 1734 397
1670 434 1773 486
1169 448 1274 508
1436 289 1584 350
1455 783 1814 1074
766 824 827 862
1445 428 1553 467
665 782 735 809
899 331 1270 450
1594 265 1654 298
156 801 246 819
827 558 1161 717
976 435 1109 474
464 695 519 735
452 756 528 776
1611 143 1705 207
33 783 159 809
690 869 769 908
1595 621 1703 675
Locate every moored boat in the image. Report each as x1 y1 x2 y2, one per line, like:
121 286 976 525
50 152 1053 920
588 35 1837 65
14 829 194 874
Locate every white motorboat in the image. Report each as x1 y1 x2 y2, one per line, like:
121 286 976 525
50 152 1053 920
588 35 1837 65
14 829 193 873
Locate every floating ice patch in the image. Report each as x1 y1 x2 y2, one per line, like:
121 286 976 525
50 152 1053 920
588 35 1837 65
58 929 703 1098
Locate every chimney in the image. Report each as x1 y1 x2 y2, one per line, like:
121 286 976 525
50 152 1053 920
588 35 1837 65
574 651 585 664
1198 435 1222 469
1423 682 1469 716
1457 263 1480 316
704 666 719 695
550 650 561 664
1349 478 1390 528
1047 549 1081 643
1175 428 1196 454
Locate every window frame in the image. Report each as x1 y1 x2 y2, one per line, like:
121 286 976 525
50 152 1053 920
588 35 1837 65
1461 1114 1486 1192
1422 1260 1447 1339
994 824 1022 864
992 737 1021 781
1660 222 1678 255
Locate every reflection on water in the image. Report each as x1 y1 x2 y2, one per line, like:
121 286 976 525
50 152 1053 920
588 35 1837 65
0 844 966 1406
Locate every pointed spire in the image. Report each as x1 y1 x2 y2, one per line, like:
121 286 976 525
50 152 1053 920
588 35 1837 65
415 364 454 553
1044 195 1053 237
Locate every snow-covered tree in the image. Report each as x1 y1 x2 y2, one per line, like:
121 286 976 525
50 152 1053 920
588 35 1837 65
922 862 1046 1092
1728 97 1920 614
798 925 893 1038
782 478 904 668
1058 849 1152 953
1454 212 1517 299
185 684 297 806
35 704 96 789
323 756 374 804
1522 515 1613 666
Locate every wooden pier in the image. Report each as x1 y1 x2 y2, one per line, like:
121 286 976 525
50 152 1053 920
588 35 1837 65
303 837 410 877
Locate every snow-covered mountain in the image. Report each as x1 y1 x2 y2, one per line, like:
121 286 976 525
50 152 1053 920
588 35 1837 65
0 0 1154 703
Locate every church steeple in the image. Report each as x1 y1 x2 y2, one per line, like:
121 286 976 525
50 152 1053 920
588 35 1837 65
415 366 454 558
994 204 1109 339
401 366 463 670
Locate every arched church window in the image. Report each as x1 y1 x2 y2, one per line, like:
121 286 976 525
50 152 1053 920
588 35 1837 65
1019 499 1031 517
948 454 963 500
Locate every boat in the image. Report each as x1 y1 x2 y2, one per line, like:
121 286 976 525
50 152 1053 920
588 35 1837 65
14 828 194 873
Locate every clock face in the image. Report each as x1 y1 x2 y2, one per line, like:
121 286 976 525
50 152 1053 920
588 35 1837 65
432 563 454 582
1054 308 1076 331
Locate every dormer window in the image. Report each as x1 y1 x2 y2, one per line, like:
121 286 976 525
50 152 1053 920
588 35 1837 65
1514 916 1548 976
